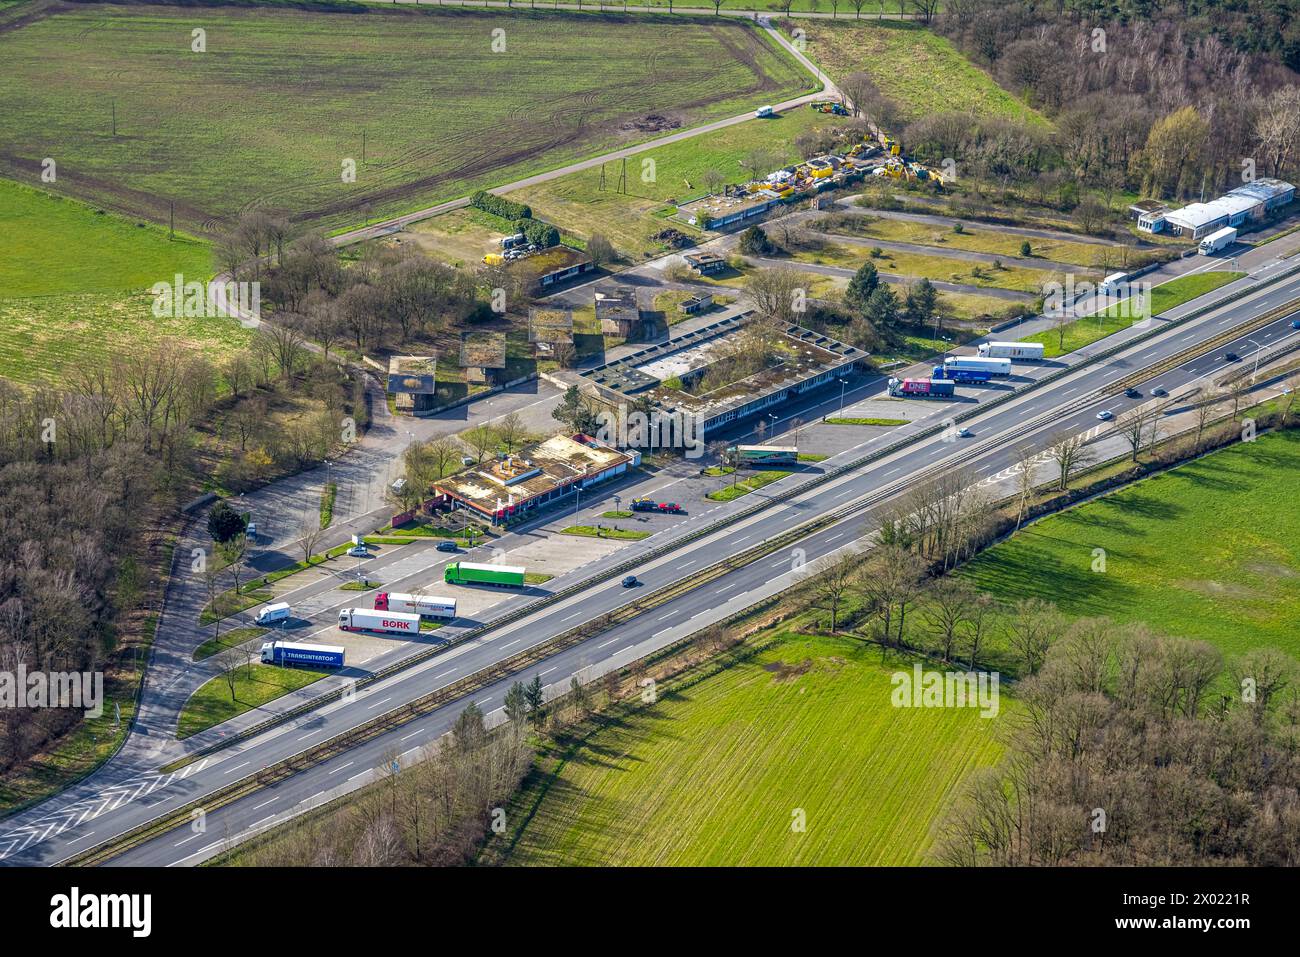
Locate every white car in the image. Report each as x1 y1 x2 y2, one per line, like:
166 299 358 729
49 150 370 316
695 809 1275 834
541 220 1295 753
347 545 370 558
1096 410 1114 421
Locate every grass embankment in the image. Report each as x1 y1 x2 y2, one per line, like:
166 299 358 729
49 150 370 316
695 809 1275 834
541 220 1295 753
1023 271 1243 358
825 417 907 426
493 632 1004 866
1 5 811 233
178 664 329 739
193 627 267 662
706 470 792 501
560 526 651 541
961 430 1300 660
319 483 337 529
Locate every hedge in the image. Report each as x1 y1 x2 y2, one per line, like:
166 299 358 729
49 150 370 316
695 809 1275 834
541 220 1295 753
471 190 531 221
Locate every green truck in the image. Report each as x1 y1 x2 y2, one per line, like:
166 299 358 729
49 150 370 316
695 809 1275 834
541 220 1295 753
444 561 526 587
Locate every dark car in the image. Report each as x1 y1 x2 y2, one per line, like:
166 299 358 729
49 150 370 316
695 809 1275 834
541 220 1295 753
1291 320 1300 330
622 575 639 588
1152 387 1168 397
1225 352 1240 361
1124 387 1141 398
436 540 458 552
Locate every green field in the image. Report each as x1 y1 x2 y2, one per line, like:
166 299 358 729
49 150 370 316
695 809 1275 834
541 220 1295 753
0 5 811 233
798 19 1049 125
962 431 1300 660
492 632 1004 865
0 180 248 385
797 241 1061 293
178 663 328 739
1023 271 1243 358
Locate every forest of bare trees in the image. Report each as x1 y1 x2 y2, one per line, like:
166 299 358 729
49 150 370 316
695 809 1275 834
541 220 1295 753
929 0 1300 202
935 625 1300 866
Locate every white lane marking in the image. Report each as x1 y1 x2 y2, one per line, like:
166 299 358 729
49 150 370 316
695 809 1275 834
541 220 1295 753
222 762 249 776
367 697 392 710
328 762 354 776
64 831 95 846
539 667 557 678
432 669 457 681
560 610 582 622
597 637 620 649
297 728 324 741
503 639 521 649
252 797 278 811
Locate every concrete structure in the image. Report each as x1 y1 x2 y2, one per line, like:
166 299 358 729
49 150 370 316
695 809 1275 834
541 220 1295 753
433 433 640 524
594 286 644 339
684 252 727 275
459 331 507 386
387 356 438 414
579 312 866 441
680 293 714 316
528 307 573 359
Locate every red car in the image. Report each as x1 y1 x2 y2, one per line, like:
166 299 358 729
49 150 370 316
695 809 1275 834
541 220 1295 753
657 503 683 514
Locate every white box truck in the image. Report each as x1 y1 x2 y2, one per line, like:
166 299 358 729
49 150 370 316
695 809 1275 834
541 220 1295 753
1100 271 1129 294
337 608 421 636
978 341 1045 361
254 602 291 627
1199 226 1237 255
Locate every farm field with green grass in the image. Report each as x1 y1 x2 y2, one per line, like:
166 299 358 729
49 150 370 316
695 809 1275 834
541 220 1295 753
797 19 1049 125
961 431 1300 660
0 180 250 386
489 632 1004 866
1022 270 1243 358
0 4 812 234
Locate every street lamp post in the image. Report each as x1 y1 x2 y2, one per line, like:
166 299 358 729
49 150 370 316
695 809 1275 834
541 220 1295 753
1248 338 1263 380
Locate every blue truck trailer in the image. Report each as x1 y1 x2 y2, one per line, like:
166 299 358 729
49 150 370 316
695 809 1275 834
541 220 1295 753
260 640 346 669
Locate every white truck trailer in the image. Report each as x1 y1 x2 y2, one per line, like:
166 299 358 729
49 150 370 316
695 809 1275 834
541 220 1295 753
337 608 421 636
1199 226 1237 255
977 341 1046 361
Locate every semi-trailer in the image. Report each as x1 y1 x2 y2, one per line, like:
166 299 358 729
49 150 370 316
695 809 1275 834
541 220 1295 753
977 341 1045 361
337 608 421 635
940 356 1012 378
887 377 956 398
933 364 992 383
373 592 457 619
260 641 345 668
444 562 527 587
1198 226 1237 255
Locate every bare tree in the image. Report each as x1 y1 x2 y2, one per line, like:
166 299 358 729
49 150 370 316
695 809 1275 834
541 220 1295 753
1005 598 1066 677
496 412 528 454
298 510 325 566
804 550 862 632
923 577 976 663
1049 431 1094 491
1012 444 1038 531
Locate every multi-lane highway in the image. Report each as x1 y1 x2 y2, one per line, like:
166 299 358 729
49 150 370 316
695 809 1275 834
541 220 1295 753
3 262 1298 867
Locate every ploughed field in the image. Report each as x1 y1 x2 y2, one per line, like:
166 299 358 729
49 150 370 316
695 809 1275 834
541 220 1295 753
0 4 811 233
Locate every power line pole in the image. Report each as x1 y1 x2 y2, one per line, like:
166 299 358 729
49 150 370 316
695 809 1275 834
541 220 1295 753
111 100 116 137
618 157 627 195
169 201 175 240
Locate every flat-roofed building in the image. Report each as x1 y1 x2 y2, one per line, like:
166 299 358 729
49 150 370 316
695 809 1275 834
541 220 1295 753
387 356 437 414
433 433 639 524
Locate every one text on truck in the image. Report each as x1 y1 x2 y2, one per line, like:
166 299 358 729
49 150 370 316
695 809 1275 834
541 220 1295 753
977 341 1045 361
373 592 457 619
260 641 345 668
443 561 527 587
337 608 422 635
887 377 955 398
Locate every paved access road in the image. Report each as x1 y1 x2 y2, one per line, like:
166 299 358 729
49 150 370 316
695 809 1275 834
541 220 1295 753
4 257 1296 866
